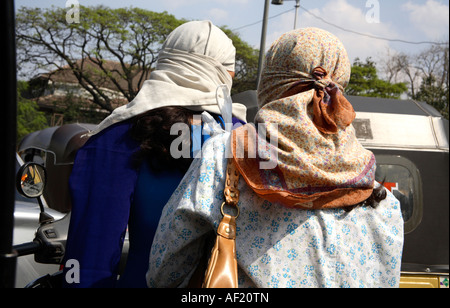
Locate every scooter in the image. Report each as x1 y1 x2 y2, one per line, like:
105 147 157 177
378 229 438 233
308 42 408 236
13 162 69 288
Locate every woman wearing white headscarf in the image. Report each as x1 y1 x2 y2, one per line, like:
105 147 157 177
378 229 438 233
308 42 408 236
63 20 246 288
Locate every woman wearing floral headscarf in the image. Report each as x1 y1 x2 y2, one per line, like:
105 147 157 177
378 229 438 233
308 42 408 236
234 28 375 209
147 28 404 288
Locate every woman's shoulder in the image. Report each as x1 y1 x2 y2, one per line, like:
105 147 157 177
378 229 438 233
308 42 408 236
82 120 138 152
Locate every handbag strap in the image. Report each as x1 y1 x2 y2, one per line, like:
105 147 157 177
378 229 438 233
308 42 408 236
202 159 240 288
223 158 240 209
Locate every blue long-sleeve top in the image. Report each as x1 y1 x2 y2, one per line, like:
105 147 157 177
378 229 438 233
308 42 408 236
63 115 244 288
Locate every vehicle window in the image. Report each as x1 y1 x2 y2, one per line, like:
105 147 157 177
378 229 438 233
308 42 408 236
375 155 423 234
376 165 414 221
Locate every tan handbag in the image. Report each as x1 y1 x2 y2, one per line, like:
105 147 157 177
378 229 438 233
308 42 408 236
202 158 240 288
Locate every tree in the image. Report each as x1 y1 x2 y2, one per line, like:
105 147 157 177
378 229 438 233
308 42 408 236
347 58 407 99
17 81 48 143
380 43 449 119
16 6 260 116
16 6 185 112
414 44 449 119
221 27 259 95
380 51 422 99
415 75 449 119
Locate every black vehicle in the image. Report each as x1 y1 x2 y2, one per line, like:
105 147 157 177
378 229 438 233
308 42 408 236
18 123 96 213
13 123 131 288
12 123 95 287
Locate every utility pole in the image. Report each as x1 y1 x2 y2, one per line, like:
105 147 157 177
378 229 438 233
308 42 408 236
256 0 270 88
294 0 300 29
257 0 302 87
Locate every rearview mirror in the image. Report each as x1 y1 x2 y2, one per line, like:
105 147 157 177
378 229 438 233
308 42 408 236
16 163 47 198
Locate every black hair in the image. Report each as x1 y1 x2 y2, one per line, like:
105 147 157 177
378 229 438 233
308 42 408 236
130 106 201 172
344 182 387 212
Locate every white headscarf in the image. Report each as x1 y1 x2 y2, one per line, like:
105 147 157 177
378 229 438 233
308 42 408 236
88 20 247 136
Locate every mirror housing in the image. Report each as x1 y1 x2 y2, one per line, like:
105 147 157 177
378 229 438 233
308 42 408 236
16 162 53 224
16 162 47 198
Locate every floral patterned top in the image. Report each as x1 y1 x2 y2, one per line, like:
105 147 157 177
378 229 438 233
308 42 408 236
146 128 404 288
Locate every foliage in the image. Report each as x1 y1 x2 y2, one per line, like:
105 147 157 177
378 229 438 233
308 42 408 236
16 81 48 143
380 44 449 119
415 75 449 119
413 44 449 119
347 58 407 99
221 27 259 94
50 92 109 125
16 6 185 112
16 6 260 120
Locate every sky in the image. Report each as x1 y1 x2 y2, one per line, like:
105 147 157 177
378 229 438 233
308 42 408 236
14 0 449 66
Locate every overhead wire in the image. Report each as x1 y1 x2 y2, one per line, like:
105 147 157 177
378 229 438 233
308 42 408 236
231 4 448 46
299 5 448 46
231 8 295 31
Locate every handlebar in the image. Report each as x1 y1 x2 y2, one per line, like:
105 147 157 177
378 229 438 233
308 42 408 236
12 213 70 264
13 240 42 257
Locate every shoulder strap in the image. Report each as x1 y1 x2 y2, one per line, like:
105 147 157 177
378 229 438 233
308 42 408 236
224 158 240 207
202 158 240 288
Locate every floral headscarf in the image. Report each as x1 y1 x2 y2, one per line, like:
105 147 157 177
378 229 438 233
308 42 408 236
231 28 376 209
